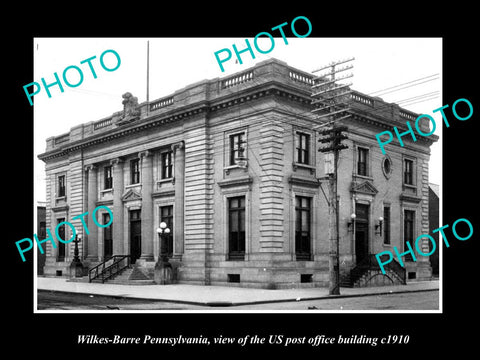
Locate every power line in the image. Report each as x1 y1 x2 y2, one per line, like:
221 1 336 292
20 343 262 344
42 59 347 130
367 73 439 96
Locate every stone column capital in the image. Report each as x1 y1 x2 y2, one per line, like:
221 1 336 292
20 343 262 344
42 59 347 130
138 150 152 158
84 164 97 172
171 141 185 154
110 157 124 166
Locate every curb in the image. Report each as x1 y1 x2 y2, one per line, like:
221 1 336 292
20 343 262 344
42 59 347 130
38 286 439 307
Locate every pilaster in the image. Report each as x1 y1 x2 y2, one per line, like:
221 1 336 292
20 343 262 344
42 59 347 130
140 150 154 261
111 157 124 255
172 141 185 258
85 164 98 261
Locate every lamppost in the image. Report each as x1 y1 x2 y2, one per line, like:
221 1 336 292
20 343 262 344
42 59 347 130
155 222 172 285
70 234 84 277
347 213 356 233
156 222 171 266
375 216 384 236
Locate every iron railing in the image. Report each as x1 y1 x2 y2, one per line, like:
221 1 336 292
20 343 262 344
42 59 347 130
350 254 406 286
89 255 131 283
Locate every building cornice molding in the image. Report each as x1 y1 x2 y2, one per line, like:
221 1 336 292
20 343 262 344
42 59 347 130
38 105 208 162
37 69 437 163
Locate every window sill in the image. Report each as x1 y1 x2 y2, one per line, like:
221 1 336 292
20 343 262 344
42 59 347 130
401 184 418 198
224 164 248 175
227 255 245 261
293 162 315 174
353 174 373 181
125 183 141 189
158 177 174 184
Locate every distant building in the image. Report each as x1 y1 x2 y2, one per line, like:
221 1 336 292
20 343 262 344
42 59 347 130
37 203 46 275
37 58 438 288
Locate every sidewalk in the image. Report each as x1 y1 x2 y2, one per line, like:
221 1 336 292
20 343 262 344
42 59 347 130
36 277 439 306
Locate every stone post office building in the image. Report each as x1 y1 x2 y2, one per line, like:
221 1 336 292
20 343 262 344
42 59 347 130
38 58 438 288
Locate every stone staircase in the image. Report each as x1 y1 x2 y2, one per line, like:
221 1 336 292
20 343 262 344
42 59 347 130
87 255 156 285
340 255 406 288
102 265 155 285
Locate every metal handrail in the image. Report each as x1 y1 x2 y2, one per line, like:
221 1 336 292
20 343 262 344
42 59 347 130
350 254 406 285
89 255 131 283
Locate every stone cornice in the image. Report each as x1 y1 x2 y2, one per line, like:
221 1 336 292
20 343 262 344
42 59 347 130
37 59 437 163
38 105 208 162
38 83 311 163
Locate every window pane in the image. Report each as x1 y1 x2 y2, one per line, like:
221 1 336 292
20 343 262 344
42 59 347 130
404 210 415 261
358 148 368 176
131 159 140 183
239 209 245 231
384 207 391 244
404 159 413 184
58 175 65 197
57 218 65 260
228 196 245 259
296 133 310 164
230 133 245 165
295 196 311 258
301 210 309 231
230 211 238 232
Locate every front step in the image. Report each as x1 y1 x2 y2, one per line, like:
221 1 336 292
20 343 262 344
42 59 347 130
103 266 155 285
340 273 353 288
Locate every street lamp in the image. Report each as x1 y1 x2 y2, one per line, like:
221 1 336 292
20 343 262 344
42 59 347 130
156 222 171 266
70 234 84 277
375 216 384 236
347 213 356 233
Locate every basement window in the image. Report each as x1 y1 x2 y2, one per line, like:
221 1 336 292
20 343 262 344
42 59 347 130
228 274 240 283
408 272 416 280
300 274 313 283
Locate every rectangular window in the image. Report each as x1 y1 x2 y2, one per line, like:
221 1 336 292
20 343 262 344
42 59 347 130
295 196 311 260
57 218 65 261
160 205 174 257
296 132 310 165
104 165 113 190
383 206 391 245
404 159 414 185
103 213 112 259
357 147 368 176
404 210 415 261
130 159 140 184
161 151 173 179
228 196 245 260
229 133 245 166
58 175 66 197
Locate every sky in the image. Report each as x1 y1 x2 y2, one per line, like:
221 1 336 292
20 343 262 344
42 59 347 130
33 37 442 203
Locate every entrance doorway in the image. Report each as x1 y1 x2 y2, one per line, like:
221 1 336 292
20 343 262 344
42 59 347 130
129 210 141 264
355 203 369 264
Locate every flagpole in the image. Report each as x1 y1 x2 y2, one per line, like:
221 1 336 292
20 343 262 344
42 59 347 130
146 40 150 116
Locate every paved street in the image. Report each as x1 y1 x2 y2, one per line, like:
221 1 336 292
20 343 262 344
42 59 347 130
38 289 438 311
231 290 439 310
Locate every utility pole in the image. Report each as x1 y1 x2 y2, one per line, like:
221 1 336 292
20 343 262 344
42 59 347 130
318 125 348 295
312 58 354 295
